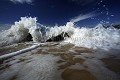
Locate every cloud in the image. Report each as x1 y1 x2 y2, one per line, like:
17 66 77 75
10 0 34 4
70 12 99 23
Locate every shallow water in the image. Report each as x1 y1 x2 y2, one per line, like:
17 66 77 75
0 42 32 56
0 42 120 80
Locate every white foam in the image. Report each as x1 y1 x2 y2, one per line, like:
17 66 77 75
0 44 40 60
0 54 61 80
0 17 120 50
0 17 42 46
64 23 120 49
43 21 120 50
46 22 75 40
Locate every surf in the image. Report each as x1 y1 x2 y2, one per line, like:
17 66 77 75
0 17 120 50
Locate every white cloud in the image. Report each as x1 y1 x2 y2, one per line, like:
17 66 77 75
70 12 98 23
10 0 34 4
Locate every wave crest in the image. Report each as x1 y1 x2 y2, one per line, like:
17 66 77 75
0 17 120 50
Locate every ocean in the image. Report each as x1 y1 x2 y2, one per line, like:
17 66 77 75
0 17 120 80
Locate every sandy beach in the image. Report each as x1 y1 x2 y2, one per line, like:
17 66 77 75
0 42 120 80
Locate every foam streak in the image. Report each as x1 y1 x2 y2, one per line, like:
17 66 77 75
70 12 98 23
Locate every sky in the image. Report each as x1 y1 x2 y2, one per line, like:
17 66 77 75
0 0 120 27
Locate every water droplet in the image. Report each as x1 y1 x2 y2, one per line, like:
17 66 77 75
111 15 114 17
100 0 103 3
103 5 106 7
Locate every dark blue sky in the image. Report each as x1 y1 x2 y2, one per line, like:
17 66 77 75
0 0 120 27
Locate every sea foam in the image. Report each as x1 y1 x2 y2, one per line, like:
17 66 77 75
0 17 120 50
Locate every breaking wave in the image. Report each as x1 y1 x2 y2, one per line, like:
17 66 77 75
0 17 120 50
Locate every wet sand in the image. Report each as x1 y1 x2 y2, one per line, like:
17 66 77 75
101 58 120 74
62 68 96 80
0 42 120 80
